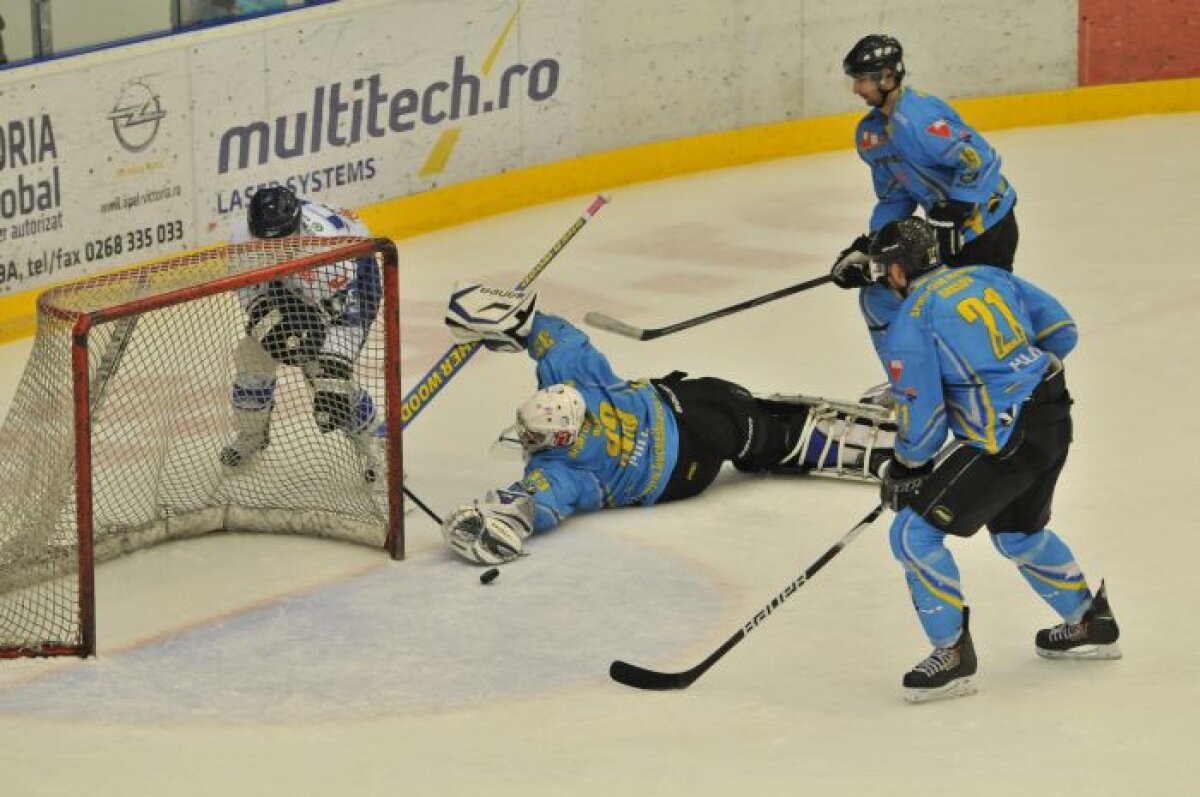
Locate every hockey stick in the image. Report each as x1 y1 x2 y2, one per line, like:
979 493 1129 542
609 503 884 690
399 194 610 431
402 484 443 525
584 273 833 341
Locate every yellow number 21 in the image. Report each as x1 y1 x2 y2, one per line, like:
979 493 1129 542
956 287 1027 360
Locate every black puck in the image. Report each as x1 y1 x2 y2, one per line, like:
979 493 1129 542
480 567 500 585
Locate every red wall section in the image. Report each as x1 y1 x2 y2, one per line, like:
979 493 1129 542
1079 0 1200 85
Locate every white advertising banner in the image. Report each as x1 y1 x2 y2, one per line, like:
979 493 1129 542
0 0 1074 297
192 1 583 241
0 49 194 295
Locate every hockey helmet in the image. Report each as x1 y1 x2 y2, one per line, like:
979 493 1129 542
515 384 586 452
248 185 303 239
843 34 905 80
869 217 940 280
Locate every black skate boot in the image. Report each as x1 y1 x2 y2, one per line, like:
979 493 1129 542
1035 580 1121 660
219 429 270 468
903 606 978 703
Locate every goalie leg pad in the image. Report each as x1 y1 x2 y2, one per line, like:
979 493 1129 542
306 355 360 433
746 394 896 482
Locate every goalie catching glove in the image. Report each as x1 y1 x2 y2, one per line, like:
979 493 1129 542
445 282 538 353
441 488 536 565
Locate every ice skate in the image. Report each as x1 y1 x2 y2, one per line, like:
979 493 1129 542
352 426 386 484
1036 580 1121 660
219 429 269 468
903 606 978 703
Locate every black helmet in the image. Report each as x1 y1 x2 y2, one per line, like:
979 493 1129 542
248 185 303 239
869 217 939 279
843 34 905 80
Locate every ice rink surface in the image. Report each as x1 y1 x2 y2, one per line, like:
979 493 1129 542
0 113 1198 796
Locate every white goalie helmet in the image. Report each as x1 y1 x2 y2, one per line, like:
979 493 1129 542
514 384 586 452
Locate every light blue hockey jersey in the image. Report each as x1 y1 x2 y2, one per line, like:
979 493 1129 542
854 86 1016 238
881 266 1077 466
514 313 680 533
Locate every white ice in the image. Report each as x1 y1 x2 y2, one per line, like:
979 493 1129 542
0 113 1197 797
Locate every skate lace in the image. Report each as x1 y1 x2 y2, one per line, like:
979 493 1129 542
913 646 959 676
1047 620 1087 643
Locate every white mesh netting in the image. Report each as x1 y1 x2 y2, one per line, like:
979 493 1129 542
0 237 399 656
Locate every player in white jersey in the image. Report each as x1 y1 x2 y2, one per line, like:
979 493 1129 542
220 185 384 481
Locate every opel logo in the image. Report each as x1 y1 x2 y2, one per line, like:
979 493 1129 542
108 81 166 153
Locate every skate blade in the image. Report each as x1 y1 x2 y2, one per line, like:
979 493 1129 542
1037 642 1122 661
903 677 977 704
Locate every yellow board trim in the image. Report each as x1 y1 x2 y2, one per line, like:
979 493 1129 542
3 76 1199 343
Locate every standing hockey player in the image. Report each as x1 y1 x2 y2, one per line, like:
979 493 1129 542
867 217 1119 703
830 34 1020 356
436 284 897 565
220 185 384 482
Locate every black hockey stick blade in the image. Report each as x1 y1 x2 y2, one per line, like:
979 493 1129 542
609 503 884 691
584 274 833 342
610 629 743 690
609 658 709 690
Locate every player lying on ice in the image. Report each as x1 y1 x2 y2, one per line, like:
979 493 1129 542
438 283 897 566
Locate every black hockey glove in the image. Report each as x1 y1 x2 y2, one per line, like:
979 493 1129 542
927 200 974 257
830 234 873 289
879 458 934 512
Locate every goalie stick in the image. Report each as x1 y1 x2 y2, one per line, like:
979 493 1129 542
609 503 884 690
584 273 833 341
399 194 610 431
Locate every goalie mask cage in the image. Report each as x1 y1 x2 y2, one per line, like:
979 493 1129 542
0 236 404 659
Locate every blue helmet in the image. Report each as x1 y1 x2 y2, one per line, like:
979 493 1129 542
843 34 905 80
248 186 303 239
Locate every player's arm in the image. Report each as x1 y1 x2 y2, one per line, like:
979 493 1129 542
876 332 947 510
887 337 948 467
906 106 1002 205
339 256 382 329
902 104 1001 249
868 169 919 233
515 463 605 533
525 312 623 389
440 464 603 565
859 286 904 365
852 119 918 232
1011 274 1078 360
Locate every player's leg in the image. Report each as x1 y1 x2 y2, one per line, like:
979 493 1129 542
654 376 749 501
305 324 383 482
887 437 1042 701
947 207 1018 271
986 377 1120 659
889 511 978 702
738 394 894 479
220 336 278 467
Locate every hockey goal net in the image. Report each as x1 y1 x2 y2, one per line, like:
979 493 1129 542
0 236 403 658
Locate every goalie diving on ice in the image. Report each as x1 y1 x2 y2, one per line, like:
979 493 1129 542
438 282 898 566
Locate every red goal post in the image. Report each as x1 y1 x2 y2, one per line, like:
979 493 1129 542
0 236 403 659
